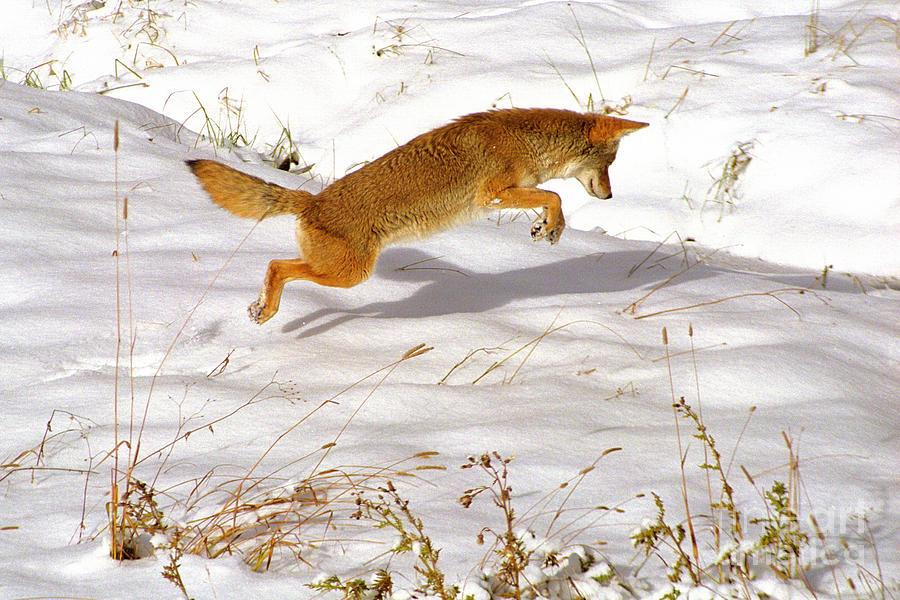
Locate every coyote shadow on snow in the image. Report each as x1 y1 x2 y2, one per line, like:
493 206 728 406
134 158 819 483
280 246 713 338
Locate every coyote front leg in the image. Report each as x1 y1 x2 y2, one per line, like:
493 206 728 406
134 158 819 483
485 187 566 244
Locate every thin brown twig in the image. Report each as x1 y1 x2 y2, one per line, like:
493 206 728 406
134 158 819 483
633 288 818 320
623 250 718 315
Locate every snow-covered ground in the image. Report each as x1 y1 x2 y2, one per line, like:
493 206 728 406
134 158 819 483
1 1 898 599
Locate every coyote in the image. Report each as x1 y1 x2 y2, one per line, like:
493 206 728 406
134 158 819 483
187 108 647 324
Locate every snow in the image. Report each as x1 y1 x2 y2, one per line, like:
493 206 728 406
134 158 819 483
1 1 898 599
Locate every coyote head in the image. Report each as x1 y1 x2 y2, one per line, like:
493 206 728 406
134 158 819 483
572 116 648 199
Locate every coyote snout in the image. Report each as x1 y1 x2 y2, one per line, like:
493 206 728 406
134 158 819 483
575 167 614 199
187 108 647 324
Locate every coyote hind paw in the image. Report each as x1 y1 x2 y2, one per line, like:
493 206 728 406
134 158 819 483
247 300 271 325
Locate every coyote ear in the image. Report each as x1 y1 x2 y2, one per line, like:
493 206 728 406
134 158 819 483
587 116 649 145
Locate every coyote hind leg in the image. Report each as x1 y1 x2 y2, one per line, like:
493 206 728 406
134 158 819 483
249 254 372 324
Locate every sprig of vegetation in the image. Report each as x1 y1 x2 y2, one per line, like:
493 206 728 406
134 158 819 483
371 17 462 64
189 90 258 152
631 491 698 584
751 480 809 579
706 140 753 221
347 480 459 600
460 453 529 599
309 571 395 600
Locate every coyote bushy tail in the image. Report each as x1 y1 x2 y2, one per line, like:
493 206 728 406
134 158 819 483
186 159 313 220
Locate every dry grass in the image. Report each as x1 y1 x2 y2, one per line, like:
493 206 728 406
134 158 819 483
107 343 438 568
705 141 753 221
468 314 644 385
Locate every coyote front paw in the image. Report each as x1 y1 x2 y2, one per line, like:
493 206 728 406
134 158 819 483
531 212 565 245
531 215 550 241
248 300 273 325
547 212 565 245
